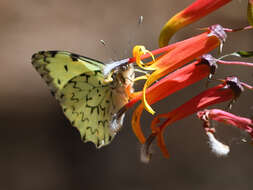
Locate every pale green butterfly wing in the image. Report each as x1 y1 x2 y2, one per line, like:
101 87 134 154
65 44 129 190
32 51 132 148
31 51 104 98
61 74 119 147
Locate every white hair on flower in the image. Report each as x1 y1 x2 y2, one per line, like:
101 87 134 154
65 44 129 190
206 132 230 157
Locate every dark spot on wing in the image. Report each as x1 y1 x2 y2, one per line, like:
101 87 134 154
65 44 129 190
64 65 68 72
80 73 90 82
57 79 61 85
70 53 79 62
49 51 58 57
82 133 86 141
94 70 102 75
43 56 49 63
31 53 37 60
50 91 55 96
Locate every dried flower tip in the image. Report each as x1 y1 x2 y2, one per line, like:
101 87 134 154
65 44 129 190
208 24 227 53
199 54 218 77
140 133 156 164
223 76 244 98
208 24 227 43
206 132 230 157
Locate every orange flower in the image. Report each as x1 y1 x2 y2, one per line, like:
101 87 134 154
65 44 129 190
138 24 226 115
149 76 244 158
159 0 231 47
128 55 217 144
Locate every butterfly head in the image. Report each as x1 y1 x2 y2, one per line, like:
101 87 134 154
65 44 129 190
112 64 135 89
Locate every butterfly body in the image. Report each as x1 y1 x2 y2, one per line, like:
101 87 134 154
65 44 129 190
32 51 134 148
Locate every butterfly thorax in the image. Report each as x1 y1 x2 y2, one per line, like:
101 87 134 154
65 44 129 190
107 64 135 134
111 64 134 89
108 64 134 112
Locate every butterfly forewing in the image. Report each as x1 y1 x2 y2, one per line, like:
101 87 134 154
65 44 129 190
32 51 132 148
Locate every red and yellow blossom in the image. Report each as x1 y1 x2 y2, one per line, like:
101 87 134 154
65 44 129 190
149 77 244 158
159 0 231 47
134 24 227 115
128 56 217 144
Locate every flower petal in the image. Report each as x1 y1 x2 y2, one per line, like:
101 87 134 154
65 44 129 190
159 0 231 47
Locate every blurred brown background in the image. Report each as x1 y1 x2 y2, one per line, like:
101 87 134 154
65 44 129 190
1 0 253 189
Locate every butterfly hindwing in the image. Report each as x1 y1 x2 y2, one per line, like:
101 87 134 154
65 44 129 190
61 74 115 147
32 51 131 148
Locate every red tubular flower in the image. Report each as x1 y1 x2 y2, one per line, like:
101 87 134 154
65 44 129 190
141 25 226 115
150 76 244 158
159 0 231 47
128 56 217 144
197 109 253 136
127 57 217 108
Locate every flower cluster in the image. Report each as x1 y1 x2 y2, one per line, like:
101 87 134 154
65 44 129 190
110 0 253 162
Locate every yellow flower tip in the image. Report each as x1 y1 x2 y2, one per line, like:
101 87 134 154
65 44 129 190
159 21 179 47
133 75 148 82
158 14 189 47
142 81 155 115
143 94 155 115
132 45 156 71
132 45 157 115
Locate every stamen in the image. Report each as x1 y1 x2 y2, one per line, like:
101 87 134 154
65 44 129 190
208 24 227 43
132 45 156 71
207 24 227 53
132 45 157 114
134 75 148 82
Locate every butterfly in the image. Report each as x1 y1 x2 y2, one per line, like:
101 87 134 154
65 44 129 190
32 51 134 148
